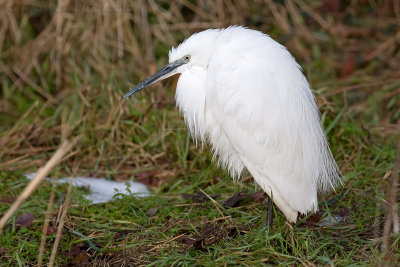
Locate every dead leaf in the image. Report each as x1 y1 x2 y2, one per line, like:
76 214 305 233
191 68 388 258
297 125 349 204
300 212 323 227
251 192 266 203
300 209 350 227
62 244 90 265
181 191 220 203
0 196 15 204
15 213 35 227
223 191 252 207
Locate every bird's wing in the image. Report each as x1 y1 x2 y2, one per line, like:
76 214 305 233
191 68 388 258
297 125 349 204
205 38 339 220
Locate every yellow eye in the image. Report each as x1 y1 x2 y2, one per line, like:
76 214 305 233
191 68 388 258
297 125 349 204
184 55 190 62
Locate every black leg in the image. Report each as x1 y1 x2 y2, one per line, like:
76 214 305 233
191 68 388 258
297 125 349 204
266 195 274 229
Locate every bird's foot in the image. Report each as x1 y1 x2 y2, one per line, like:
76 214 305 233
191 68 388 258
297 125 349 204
265 195 274 232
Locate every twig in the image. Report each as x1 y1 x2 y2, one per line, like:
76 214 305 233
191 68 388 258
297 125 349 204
198 188 231 223
364 30 400 61
37 181 57 267
328 78 400 96
48 180 73 267
0 140 73 232
382 138 400 251
55 0 68 91
13 66 57 103
294 0 331 31
0 100 39 148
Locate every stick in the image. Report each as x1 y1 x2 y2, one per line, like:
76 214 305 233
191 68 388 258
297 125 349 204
48 181 73 267
0 140 73 232
37 181 57 267
382 139 400 251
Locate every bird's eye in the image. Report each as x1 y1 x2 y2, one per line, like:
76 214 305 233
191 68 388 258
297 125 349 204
184 55 190 62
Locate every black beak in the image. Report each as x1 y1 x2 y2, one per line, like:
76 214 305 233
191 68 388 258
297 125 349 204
124 60 185 99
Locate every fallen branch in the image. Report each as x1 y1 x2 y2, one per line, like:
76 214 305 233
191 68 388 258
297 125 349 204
0 140 73 232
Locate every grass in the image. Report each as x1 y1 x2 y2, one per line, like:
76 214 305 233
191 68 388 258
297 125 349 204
0 128 398 266
0 0 399 266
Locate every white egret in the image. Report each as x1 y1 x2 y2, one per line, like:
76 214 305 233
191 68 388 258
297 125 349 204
124 26 341 225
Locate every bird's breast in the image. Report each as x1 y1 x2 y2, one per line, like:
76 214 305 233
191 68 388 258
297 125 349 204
175 67 208 142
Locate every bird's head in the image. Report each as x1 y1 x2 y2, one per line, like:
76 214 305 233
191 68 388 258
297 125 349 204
124 29 220 98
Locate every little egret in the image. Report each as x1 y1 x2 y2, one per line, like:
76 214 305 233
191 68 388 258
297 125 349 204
124 26 341 225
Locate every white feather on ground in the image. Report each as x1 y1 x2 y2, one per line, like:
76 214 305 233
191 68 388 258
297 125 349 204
25 173 150 204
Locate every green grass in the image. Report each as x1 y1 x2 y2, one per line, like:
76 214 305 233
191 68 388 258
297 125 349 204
0 117 398 265
1 1 399 266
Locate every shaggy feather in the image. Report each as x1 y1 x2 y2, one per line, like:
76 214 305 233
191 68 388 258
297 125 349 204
170 26 341 222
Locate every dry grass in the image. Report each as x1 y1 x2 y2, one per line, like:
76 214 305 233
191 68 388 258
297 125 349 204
0 0 399 265
0 0 399 171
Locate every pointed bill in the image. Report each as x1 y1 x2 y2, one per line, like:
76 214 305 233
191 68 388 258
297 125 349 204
124 59 185 99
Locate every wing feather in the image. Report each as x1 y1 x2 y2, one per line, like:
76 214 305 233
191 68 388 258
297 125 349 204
204 31 340 220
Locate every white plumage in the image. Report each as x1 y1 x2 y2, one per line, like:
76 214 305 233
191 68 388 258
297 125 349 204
125 26 341 223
